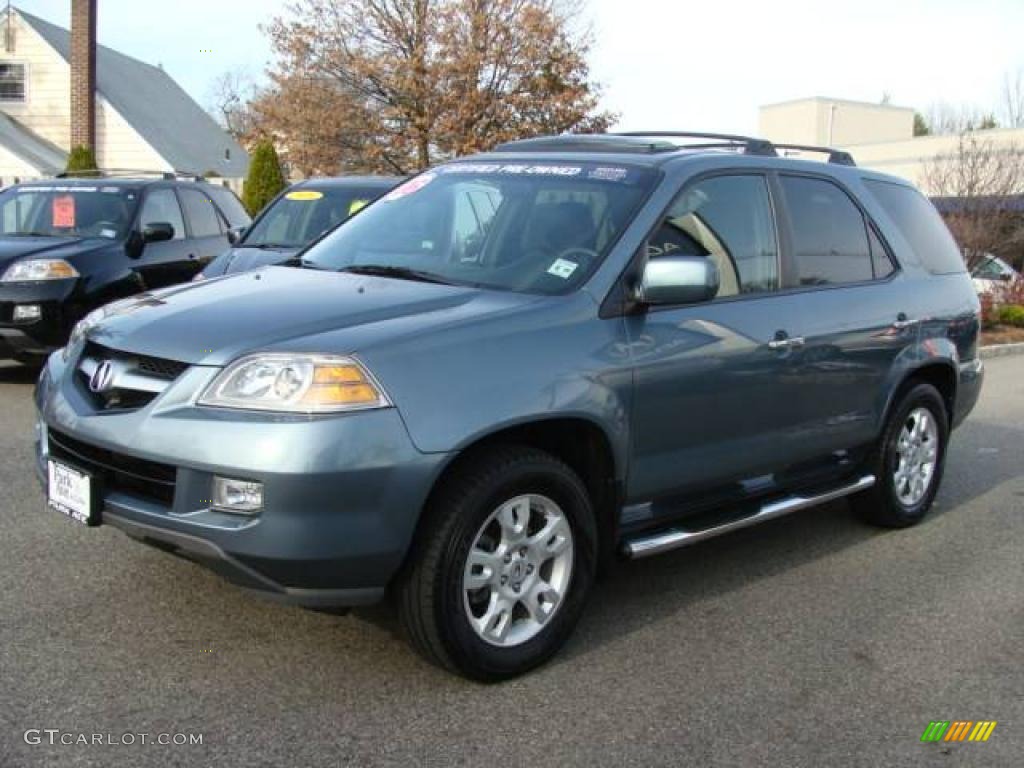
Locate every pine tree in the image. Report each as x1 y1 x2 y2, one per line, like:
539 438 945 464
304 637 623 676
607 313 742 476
242 139 286 215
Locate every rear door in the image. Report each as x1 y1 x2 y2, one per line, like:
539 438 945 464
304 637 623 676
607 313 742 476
772 173 908 454
178 187 231 276
133 186 192 289
626 172 818 504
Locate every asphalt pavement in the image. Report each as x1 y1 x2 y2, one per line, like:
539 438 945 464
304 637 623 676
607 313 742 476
1 356 1021 768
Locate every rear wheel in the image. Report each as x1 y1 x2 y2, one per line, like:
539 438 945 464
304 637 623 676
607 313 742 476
853 382 949 528
397 445 597 681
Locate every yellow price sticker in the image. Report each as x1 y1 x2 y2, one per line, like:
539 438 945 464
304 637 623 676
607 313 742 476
348 199 370 215
285 190 324 201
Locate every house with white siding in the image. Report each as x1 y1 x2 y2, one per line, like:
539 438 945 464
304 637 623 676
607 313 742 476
0 5 247 189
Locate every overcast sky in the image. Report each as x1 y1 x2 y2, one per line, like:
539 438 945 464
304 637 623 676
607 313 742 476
15 0 1024 133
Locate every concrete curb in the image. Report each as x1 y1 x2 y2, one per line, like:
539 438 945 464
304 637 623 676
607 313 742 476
980 342 1024 359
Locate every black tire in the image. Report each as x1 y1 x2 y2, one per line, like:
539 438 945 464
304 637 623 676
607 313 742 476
852 382 949 528
397 445 597 682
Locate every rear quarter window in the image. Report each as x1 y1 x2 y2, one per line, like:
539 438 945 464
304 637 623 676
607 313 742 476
207 186 252 228
863 180 965 274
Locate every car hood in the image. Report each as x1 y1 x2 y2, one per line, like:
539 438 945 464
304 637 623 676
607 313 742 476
0 235 109 273
206 245 301 277
88 266 540 366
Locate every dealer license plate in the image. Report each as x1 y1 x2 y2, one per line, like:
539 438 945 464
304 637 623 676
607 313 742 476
47 459 98 526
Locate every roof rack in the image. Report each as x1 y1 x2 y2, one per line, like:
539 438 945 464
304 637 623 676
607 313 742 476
494 132 858 166
769 144 856 166
493 135 681 154
54 169 206 181
613 131 777 157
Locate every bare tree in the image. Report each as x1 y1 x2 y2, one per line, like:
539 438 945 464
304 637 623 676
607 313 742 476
206 69 260 141
922 134 1024 270
1002 68 1024 129
924 102 998 135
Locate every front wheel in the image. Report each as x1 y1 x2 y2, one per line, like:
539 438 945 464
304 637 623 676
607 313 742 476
853 382 949 528
397 445 597 681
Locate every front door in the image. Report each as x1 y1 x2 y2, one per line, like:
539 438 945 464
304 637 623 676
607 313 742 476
625 173 817 505
133 186 192 289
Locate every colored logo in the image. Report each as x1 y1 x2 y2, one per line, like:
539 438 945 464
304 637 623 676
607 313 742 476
921 721 997 743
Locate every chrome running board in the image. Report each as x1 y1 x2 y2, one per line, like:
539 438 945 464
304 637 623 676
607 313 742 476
622 475 876 559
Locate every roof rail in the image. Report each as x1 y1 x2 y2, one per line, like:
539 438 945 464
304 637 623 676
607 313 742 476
54 169 206 181
613 131 777 157
771 144 856 166
493 135 680 154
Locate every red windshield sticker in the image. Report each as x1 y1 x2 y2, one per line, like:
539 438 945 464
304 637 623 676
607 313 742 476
52 196 76 228
382 173 437 202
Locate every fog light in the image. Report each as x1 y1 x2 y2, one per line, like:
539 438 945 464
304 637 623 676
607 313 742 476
14 304 41 322
212 476 263 514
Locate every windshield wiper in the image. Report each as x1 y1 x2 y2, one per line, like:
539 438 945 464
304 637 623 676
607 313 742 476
337 264 456 285
4 231 65 238
280 256 328 270
247 242 295 250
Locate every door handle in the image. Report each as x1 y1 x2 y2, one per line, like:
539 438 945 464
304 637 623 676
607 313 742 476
768 336 805 350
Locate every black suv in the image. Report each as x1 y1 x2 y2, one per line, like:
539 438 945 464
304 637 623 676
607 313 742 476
0 175 250 364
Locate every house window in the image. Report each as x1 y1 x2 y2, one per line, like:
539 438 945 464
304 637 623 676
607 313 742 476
0 62 26 102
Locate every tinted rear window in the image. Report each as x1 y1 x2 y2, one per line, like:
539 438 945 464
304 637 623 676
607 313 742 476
863 180 965 274
179 188 223 238
207 186 252 228
780 175 873 286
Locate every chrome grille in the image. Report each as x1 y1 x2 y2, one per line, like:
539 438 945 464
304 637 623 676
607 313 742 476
77 343 190 411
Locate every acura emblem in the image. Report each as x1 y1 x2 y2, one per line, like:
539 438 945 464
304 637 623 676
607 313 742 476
89 360 116 393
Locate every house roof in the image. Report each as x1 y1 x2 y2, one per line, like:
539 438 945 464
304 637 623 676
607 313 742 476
15 7 249 178
0 111 68 174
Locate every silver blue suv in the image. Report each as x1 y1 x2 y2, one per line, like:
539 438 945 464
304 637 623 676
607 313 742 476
33 132 984 680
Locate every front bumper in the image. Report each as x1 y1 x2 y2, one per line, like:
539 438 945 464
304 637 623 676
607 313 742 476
34 350 448 607
0 279 79 358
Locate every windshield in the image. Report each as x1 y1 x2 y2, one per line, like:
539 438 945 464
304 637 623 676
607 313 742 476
243 186 390 248
300 162 659 294
0 185 138 239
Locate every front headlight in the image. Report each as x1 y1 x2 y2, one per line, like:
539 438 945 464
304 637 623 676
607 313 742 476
2 259 79 282
198 354 391 413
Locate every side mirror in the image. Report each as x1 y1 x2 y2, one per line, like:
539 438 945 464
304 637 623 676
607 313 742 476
226 226 246 245
636 256 720 306
142 222 175 243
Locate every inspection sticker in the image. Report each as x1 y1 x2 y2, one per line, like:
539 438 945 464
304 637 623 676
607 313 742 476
547 258 578 279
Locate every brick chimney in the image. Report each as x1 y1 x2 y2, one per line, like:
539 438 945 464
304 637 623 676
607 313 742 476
69 0 97 151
